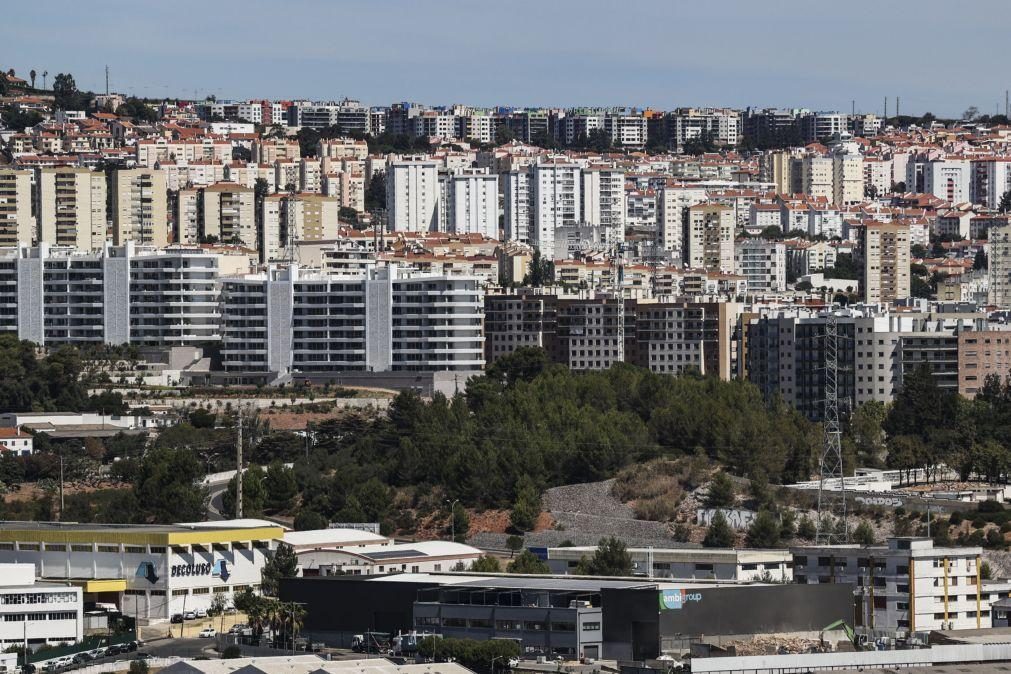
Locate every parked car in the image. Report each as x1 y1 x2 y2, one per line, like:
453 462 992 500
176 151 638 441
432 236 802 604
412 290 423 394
71 654 90 665
507 658 520 668
171 613 184 624
227 624 247 635
124 642 138 652
135 654 153 661
194 608 208 619
224 606 237 615
183 611 197 621
198 628 216 639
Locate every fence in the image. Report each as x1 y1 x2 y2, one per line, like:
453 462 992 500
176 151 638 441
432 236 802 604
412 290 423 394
72 658 181 674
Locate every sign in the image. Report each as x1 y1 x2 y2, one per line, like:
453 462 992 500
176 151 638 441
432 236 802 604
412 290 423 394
212 560 230 581
135 562 159 584
171 562 212 577
659 589 702 611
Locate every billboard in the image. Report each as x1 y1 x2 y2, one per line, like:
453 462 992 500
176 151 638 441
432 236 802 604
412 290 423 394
659 589 702 611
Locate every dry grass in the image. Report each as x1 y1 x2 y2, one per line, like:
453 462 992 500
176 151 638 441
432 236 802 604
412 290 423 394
611 458 709 522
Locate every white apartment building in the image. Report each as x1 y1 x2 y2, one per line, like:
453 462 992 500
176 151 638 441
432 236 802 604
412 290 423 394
322 169 366 213
548 548 793 582
801 112 847 142
686 204 734 272
299 159 323 194
734 239 786 293
793 538 1010 634
582 168 626 246
971 158 1011 210
0 243 224 347
603 114 648 147
317 138 369 162
0 427 33 456
387 159 439 232
658 185 707 260
0 169 33 247
503 169 533 245
136 139 231 168
444 168 498 239
36 168 107 250
864 157 893 197
671 108 741 148
112 169 168 248
252 138 301 165
219 263 484 376
800 156 834 201
0 564 82 649
0 521 282 621
532 160 581 260
833 153 864 205
914 159 972 204
177 183 256 249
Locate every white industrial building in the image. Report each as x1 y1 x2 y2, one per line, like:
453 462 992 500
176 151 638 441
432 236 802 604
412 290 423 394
793 537 1011 634
297 541 483 577
219 263 484 378
0 521 284 622
547 547 794 582
0 563 83 650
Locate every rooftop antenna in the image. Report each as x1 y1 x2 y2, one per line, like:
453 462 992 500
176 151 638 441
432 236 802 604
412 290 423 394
884 97 888 122
896 96 900 120
816 309 848 544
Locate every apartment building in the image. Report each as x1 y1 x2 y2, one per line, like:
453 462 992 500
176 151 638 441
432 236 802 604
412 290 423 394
532 160 581 260
36 167 107 250
603 113 648 147
958 330 1011 398
219 264 484 377
658 184 707 260
443 168 498 239
484 291 739 379
317 138 369 161
322 169 366 213
800 156 834 202
503 169 533 245
387 159 439 232
0 242 223 347
261 193 341 262
111 169 168 248
582 167 626 246
861 221 911 303
669 108 741 149
801 112 847 142
833 153 864 205
912 159 971 203
0 169 33 247
253 138 301 164
734 239 786 293
202 182 256 248
135 138 231 167
991 224 1011 310
686 204 734 272
793 538 1011 634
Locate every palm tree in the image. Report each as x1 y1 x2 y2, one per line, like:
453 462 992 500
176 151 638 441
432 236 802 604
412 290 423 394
29 70 36 88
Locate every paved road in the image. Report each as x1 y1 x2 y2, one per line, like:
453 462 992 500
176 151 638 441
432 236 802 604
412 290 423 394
138 637 216 660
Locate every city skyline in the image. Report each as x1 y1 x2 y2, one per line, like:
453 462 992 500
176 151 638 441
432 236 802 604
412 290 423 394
7 0 1011 118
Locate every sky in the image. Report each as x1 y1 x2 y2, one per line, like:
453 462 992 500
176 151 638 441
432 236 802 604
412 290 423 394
4 0 1010 118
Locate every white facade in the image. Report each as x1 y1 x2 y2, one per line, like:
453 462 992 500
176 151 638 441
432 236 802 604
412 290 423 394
0 521 281 622
220 264 484 376
0 564 82 649
387 160 439 232
0 427 33 456
532 161 581 260
658 185 707 260
548 547 793 582
734 239 786 293
503 169 533 245
915 159 972 204
582 168 626 246
297 541 482 576
446 169 498 239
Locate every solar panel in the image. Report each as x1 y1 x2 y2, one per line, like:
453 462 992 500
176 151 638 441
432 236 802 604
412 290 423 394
365 549 427 560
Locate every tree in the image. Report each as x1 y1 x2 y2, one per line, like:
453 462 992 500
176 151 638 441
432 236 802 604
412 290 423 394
999 190 1011 214
222 464 266 516
507 549 550 574
797 515 817 540
523 250 554 287
29 69 36 88
509 476 541 532
706 471 735 508
746 510 781 547
469 555 502 572
52 73 79 110
450 502 470 543
982 561 993 580
963 106 980 122
575 536 633 576
115 98 158 122
505 535 524 558
486 347 549 388
293 509 328 531
853 520 876 546
222 646 242 659
264 460 298 512
132 447 208 523
702 511 736 548
261 543 298 596
974 249 988 271
849 400 886 468
189 408 216 429
365 174 386 212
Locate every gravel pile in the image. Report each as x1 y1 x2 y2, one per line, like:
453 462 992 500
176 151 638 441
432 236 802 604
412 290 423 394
543 479 634 518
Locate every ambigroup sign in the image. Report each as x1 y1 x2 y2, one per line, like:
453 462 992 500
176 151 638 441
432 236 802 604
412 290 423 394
658 589 702 611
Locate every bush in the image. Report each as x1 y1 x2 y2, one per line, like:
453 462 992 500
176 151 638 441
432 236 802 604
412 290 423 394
949 512 963 526
979 500 1004 514
797 515 817 540
633 495 679 522
987 528 1006 549
746 511 781 548
706 472 735 508
222 646 242 659
972 516 987 529
703 512 735 548
1001 521 1011 534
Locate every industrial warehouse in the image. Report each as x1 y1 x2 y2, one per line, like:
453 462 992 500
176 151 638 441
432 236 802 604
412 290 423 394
0 519 284 621
278 572 854 659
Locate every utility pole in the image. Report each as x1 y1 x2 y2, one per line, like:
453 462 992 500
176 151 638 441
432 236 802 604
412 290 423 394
884 97 888 122
105 65 109 96
58 453 65 521
1005 90 1008 119
235 403 243 519
896 96 900 120
816 310 848 544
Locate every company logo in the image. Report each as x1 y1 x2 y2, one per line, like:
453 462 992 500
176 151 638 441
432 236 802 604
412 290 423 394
659 589 702 611
212 560 230 581
135 562 159 584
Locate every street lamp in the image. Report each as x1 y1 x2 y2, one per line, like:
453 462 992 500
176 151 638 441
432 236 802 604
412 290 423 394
446 499 460 542
491 655 504 674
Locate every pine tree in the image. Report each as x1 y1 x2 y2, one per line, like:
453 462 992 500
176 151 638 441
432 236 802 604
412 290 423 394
746 510 781 548
853 520 876 546
706 471 735 508
702 511 736 548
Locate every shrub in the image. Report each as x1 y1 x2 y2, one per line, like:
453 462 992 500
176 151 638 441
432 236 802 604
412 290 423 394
633 495 679 522
979 500 1004 514
972 516 987 529
222 646 242 659
949 512 963 526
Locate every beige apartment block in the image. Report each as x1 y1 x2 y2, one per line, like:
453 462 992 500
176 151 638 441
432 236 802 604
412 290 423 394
0 169 34 246
112 169 167 247
36 167 107 249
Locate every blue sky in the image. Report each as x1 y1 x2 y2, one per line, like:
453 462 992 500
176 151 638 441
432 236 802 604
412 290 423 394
4 0 1008 117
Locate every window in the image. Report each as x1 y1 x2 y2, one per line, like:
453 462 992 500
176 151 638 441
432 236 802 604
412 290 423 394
524 621 547 631
172 590 188 597
45 544 66 552
124 590 145 596
192 588 210 595
124 546 145 554
97 545 119 553
71 545 91 552
496 620 522 631
149 546 166 554
443 618 467 628
582 622 601 631
552 622 575 632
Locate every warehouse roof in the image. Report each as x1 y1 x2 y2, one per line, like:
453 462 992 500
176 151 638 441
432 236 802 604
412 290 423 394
159 656 473 674
0 519 285 546
282 528 388 549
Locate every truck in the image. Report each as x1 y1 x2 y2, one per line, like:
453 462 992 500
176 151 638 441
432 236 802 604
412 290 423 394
351 632 391 654
391 632 441 655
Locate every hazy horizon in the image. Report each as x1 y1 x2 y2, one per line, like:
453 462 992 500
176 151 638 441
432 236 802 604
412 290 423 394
6 0 1010 118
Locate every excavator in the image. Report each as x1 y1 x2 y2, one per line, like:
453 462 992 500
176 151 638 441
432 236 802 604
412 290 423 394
819 619 864 651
